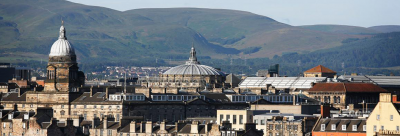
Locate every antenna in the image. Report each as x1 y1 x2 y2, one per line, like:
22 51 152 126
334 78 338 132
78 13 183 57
124 72 126 94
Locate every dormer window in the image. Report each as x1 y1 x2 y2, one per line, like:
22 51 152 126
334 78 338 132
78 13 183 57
342 125 346 131
352 125 357 131
331 124 336 130
321 124 325 131
8 114 13 120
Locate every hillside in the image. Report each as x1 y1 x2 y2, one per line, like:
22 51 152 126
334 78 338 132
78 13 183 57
197 32 400 76
369 25 400 33
299 25 380 35
0 0 371 63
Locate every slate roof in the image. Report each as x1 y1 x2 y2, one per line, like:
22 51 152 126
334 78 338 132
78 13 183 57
313 118 366 132
203 93 232 104
178 124 206 134
309 83 388 93
1 92 27 101
304 65 336 73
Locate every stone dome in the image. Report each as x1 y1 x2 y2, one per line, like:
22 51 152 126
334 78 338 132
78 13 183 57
163 46 224 76
49 24 76 57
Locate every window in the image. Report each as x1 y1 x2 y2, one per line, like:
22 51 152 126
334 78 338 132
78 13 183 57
84 114 87 120
22 104 25 108
233 115 237 124
227 114 230 122
275 124 281 130
373 125 377 132
100 129 103 136
3 123 5 128
342 125 346 130
390 115 393 121
352 125 357 131
381 125 384 131
61 105 64 108
74 105 77 108
254 119 258 125
101 106 104 110
23 123 26 129
117 114 120 121
397 126 399 131
377 115 380 120
269 124 274 130
84 105 87 108
94 105 97 109
108 130 112 136
239 115 243 124
321 124 325 131
331 124 336 130
220 114 224 123
261 119 265 125
363 125 366 131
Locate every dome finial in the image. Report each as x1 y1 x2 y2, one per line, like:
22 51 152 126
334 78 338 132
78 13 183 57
186 44 200 65
59 20 66 40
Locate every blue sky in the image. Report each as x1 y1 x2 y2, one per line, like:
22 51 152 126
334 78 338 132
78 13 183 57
68 0 400 27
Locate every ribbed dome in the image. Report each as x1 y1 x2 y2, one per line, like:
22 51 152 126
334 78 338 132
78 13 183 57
163 64 224 76
49 24 76 57
163 45 224 76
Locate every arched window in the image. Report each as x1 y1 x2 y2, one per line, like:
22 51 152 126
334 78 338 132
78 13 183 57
333 96 337 104
337 96 341 104
60 110 65 115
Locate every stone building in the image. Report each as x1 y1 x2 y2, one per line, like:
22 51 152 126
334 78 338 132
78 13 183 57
139 45 226 93
303 65 336 78
312 117 367 136
366 93 400 136
306 83 388 109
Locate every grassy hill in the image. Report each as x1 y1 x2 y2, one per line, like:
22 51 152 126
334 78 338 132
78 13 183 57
299 25 380 35
203 32 400 76
369 25 400 33
0 0 371 63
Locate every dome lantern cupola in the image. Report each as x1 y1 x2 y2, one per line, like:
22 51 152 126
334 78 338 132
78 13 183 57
49 21 76 57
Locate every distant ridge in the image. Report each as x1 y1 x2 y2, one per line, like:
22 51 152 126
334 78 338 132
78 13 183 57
368 25 400 33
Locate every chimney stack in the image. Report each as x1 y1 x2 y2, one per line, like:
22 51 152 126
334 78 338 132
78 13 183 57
320 105 330 118
145 121 152 134
191 121 199 134
393 95 399 103
160 120 166 132
103 116 108 130
90 86 93 97
105 87 109 100
130 121 136 133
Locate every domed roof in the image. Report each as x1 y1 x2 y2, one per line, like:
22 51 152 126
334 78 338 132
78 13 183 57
163 45 224 76
49 22 76 57
163 64 224 75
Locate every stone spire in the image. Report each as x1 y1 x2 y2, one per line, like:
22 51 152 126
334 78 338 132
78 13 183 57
186 43 200 65
59 20 67 40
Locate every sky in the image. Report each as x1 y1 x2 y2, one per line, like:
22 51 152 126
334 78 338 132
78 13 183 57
67 0 400 27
